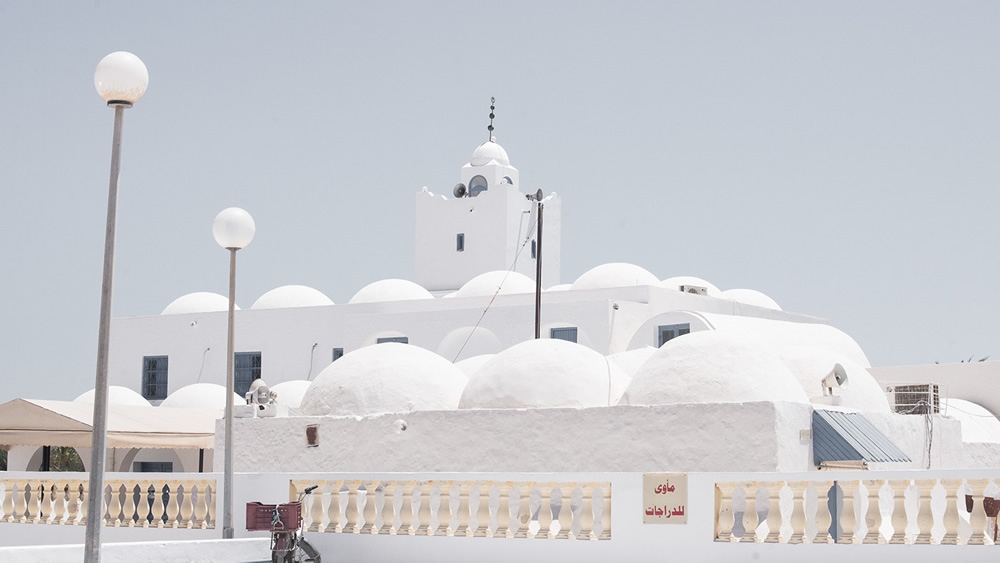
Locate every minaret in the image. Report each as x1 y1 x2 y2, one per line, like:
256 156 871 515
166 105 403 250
415 99 561 293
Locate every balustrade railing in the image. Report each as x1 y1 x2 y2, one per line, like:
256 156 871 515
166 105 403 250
288 479 610 540
715 477 999 545
0 477 215 529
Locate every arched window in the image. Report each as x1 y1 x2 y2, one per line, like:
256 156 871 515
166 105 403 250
469 175 488 196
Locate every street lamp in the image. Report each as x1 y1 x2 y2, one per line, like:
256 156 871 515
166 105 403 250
85 51 148 563
213 206 255 539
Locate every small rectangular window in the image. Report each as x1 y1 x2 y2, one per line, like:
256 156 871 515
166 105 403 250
658 324 691 347
456 233 465 252
332 348 344 362
550 327 578 343
235 351 262 397
377 336 409 344
142 356 168 400
134 461 173 473
531 239 537 259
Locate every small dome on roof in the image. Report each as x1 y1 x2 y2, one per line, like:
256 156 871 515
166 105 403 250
74 386 151 407
460 339 629 409
943 398 1000 443
270 380 313 409
454 271 535 298
662 276 722 297
252 285 333 310
349 279 434 304
607 347 658 378
722 288 781 311
621 331 809 406
159 383 241 410
775 346 889 412
572 263 659 291
161 292 235 315
300 343 466 416
470 140 510 166
454 354 495 378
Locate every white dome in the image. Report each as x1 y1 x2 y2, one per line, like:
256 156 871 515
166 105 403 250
453 271 535 298
572 263 660 291
349 279 434 304
74 386 151 407
661 276 723 297
470 140 510 166
437 326 501 362
300 343 466 416
454 354 495 378
159 383 240 410
722 288 781 311
270 380 313 409
161 292 235 315
252 285 333 310
943 398 1000 443
621 331 810 406
607 347 658 378
460 339 629 409
774 346 889 412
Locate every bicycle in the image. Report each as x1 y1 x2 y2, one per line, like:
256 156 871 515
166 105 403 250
247 485 322 563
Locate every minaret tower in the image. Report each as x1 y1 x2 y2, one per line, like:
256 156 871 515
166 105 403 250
415 99 561 293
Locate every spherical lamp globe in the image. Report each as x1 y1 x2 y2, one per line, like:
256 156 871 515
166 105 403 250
94 51 149 105
213 207 256 250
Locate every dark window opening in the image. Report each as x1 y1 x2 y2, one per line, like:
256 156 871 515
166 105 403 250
142 356 168 400
377 336 409 344
235 352 262 397
457 233 465 252
550 327 578 343
332 348 344 362
658 324 691 347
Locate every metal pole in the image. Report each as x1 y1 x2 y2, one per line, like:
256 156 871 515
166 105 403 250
534 201 543 339
85 103 127 563
223 247 237 538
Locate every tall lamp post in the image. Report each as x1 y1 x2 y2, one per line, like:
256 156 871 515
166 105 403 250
85 51 148 563
213 207 256 538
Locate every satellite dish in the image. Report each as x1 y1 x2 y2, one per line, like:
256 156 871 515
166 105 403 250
453 183 468 198
822 363 849 394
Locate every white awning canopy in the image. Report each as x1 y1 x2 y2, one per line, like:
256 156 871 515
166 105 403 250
0 399 219 449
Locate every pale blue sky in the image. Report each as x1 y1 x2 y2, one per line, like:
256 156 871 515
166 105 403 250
1 1 997 404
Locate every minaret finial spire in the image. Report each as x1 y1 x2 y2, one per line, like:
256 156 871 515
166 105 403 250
487 97 495 142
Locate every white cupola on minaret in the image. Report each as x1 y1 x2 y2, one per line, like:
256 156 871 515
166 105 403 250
414 99 561 293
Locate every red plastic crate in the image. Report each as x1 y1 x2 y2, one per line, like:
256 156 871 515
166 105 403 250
246 501 302 532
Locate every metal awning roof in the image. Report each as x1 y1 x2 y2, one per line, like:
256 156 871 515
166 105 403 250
0 399 219 449
813 409 910 466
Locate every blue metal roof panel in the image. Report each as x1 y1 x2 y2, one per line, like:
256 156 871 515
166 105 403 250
812 410 911 465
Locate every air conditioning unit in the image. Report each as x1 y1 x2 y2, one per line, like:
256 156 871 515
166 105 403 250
679 284 708 296
886 384 940 414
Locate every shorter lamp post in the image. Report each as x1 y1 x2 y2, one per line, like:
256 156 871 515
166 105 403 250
212 207 255 539
86 51 148 563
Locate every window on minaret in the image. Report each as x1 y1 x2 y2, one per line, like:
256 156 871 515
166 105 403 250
469 175 488 196
531 239 536 259
457 233 465 252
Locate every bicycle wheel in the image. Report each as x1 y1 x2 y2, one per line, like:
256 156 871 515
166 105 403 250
296 537 321 563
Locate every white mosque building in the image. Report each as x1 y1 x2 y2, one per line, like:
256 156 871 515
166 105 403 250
6 131 979 477
2 124 1000 562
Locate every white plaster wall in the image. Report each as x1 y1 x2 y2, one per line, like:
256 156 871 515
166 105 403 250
222 402 815 474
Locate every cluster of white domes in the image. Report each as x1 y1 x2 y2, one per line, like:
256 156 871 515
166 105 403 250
158 263 783 315
159 383 241 410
